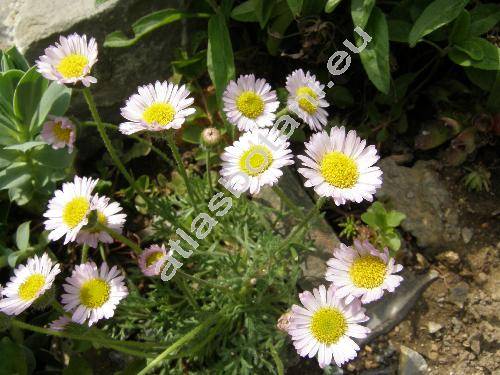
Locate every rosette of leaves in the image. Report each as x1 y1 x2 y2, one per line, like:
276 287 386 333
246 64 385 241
361 201 406 254
0 47 73 210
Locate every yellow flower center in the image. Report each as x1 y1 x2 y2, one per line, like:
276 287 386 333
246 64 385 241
79 278 111 308
142 102 176 126
296 86 318 114
320 151 359 188
53 122 71 143
18 274 46 301
350 255 387 289
57 54 89 78
146 251 164 267
239 145 273 176
62 197 90 229
310 307 347 345
236 91 264 119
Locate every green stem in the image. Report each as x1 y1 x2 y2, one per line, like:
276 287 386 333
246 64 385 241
278 197 326 251
81 244 89 263
95 223 142 254
99 244 107 262
205 147 213 196
137 314 219 375
177 270 230 293
80 120 174 168
11 319 158 358
275 107 289 118
82 121 189 238
165 131 199 211
82 88 150 205
272 185 302 216
176 277 198 310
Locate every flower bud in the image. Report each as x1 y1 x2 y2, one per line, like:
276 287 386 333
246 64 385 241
201 127 221 146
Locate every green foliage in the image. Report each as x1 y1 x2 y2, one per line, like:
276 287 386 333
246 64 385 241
338 215 359 240
103 0 500 118
0 53 73 208
361 202 406 253
357 7 390 94
108 175 308 374
408 0 469 47
104 9 210 48
0 337 36 375
462 165 491 192
207 12 235 105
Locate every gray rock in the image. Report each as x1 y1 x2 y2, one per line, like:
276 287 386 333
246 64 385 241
377 158 460 252
436 250 461 267
461 227 473 244
358 270 439 345
398 346 428 375
1 0 186 112
448 281 469 308
427 321 443 334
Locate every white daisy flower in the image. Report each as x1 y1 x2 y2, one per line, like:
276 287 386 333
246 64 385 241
286 69 329 131
35 33 98 87
49 315 72 331
76 195 126 249
220 127 294 195
41 116 76 153
326 240 403 304
119 81 196 135
138 244 169 277
61 262 128 326
288 284 370 368
43 176 99 244
298 126 383 205
0 254 61 316
222 74 279 132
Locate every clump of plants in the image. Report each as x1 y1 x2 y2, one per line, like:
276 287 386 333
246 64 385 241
0 0 498 373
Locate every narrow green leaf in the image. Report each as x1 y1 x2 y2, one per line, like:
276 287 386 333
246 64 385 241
464 67 496 91
15 221 30 251
253 0 275 28
182 123 204 144
13 67 48 130
207 13 235 105
0 337 29 375
325 0 343 14
0 162 31 190
449 37 500 70
266 7 294 55
449 10 470 44
4 46 29 72
469 4 500 36
31 145 74 169
408 0 469 47
32 81 72 130
231 1 258 22
5 141 45 152
0 69 24 112
351 0 375 28
358 7 391 94
286 0 303 16
104 9 210 48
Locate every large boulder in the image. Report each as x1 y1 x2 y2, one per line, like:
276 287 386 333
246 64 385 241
1 0 186 115
377 158 461 251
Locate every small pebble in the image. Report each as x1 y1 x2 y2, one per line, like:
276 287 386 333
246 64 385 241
436 251 461 266
427 321 443 334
